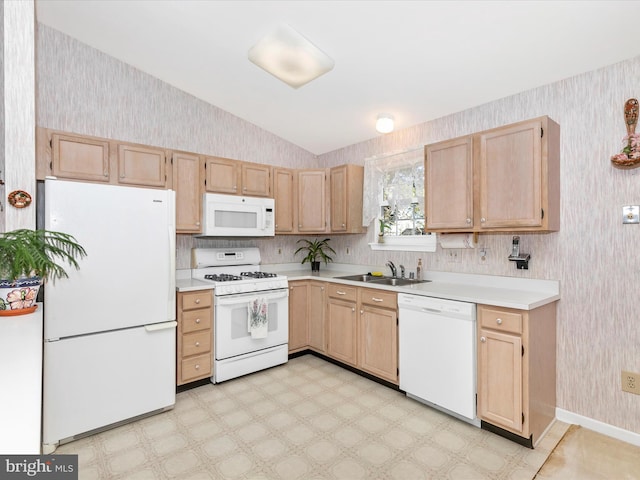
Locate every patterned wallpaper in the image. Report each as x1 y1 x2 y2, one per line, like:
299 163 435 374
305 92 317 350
36 23 640 434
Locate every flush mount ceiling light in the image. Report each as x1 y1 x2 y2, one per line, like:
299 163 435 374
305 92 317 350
376 114 395 134
248 24 335 89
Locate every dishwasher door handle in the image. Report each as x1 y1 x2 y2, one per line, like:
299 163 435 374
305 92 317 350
421 307 442 314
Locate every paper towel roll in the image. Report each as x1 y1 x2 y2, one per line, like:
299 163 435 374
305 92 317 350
439 233 476 249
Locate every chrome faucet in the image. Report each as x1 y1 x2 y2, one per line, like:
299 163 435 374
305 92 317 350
386 261 397 278
400 265 405 278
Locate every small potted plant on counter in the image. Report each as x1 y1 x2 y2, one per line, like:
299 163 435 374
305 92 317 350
294 237 336 272
0 229 87 315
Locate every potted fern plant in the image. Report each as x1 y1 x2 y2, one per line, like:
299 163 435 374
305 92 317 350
294 238 336 272
0 229 87 315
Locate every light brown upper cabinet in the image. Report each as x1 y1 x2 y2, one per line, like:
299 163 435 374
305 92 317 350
330 164 365 234
297 169 328 233
273 168 295 233
204 156 271 197
425 116 560 233
117 144 167 188
172 151 203 233
44 130 168 189
51 133 111 182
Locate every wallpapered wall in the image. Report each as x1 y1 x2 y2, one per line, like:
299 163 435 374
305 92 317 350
36 24 640 434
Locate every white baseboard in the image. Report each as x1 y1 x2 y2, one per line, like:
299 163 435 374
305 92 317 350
556 408 640 447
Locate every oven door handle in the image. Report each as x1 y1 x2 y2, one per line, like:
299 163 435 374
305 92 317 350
215 288 289 305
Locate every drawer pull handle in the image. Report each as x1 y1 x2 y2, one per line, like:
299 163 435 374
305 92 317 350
372 297 384 302
496 318 503 325
195 364 200 370
195 299 200 304
195 318 201 324
336 290 346 295
195 342 200 347
480 336 486 343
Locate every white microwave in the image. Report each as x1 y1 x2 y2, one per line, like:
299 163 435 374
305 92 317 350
200 193 275 237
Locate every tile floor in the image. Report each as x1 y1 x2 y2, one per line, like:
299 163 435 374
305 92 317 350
57 354 569 479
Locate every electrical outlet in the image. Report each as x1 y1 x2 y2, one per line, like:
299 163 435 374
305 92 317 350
446 250 462 263
621 370 640 395
478 247 489 265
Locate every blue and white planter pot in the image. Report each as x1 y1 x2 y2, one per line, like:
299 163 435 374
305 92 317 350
0 277 42 314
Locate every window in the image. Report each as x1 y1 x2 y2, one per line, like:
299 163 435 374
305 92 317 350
363 148 436 252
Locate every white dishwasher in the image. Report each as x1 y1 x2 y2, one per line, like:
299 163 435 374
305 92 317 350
398 293 479 425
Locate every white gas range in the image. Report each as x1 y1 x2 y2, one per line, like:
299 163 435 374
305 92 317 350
191 248 289 383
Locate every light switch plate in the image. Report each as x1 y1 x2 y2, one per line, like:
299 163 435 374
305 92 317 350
622 205 640 224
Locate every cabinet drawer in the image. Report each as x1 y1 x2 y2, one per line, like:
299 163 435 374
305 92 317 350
180 353 212 382
182 308 212 333
181 290 212 310
479 307 523 334
327 284 357 302
182 330 212 357
360 288 397 309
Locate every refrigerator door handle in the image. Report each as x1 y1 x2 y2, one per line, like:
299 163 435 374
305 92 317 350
168 223 176 320
145 321 177 332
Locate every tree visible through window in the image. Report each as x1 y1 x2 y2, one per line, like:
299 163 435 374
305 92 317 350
380 162 425 236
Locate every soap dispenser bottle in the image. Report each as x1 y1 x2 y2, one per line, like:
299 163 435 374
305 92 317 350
416 258 423 280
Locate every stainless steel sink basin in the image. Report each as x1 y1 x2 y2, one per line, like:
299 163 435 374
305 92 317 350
335 274 430 286
369 277 430 286
335 274 379 282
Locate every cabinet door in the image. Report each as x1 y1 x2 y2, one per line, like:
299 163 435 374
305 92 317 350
425 136 473 230
308 282 325 352
288 282 309 353
478 120 542 229
297 170 327 233
51 133 110 182
204 157 240 194
242 162 272 197
326 298 357 366
330 165 348 232
117 144 167 187
477 328 523 433
173 152 202 233
330 165 364 233
359 305 398 384
274 168 295 233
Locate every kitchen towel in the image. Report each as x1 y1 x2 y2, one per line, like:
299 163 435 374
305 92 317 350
248 298 268 339
439 233 476 249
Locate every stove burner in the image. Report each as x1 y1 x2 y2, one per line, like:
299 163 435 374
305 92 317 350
240 271 278 279
204 274 243 282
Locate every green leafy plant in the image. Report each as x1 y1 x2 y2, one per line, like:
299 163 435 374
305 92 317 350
294 238 336 265
0 229 87 284
379 219 391 235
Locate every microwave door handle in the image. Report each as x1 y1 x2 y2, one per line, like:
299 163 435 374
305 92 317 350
262 208 267 231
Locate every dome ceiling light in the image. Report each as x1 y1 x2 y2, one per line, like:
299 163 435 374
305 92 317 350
376 113 395 134
248 24 334 89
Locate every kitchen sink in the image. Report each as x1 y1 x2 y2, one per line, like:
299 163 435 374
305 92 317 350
335 274 380 282
336 274 430 286
369 277 430 286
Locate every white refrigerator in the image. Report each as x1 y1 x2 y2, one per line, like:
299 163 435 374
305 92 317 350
42 179 177 453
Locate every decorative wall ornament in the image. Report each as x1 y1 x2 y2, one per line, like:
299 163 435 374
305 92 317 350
611 98 640 168
7 190 32 208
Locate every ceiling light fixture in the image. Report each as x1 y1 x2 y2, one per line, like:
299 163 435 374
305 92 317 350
248 24 334 89
376 113 395 134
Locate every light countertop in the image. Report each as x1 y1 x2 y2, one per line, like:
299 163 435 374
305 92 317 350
176 264 559 310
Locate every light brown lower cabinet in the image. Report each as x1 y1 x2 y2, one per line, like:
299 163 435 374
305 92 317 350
477 302 556 446
288 282 398 384
325 284 358 366
358 288 398 384
177 290 213 385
